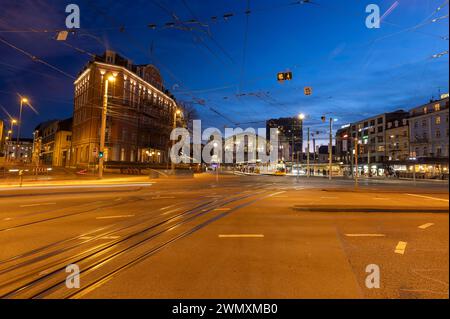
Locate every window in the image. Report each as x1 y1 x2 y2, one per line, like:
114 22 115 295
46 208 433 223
377 117 383 124
387 122 392 129
436 147 442 157
414 121 418 128
394 120 399 127
377 136 384 143
434 103 441 111
403 119 407 126
436 130 441 138
378 126 383 133
423 107 428 114
435 116 441 125
422 119 427 127
370 120 375 126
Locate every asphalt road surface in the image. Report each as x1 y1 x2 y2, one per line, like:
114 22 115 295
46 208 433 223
0 174 448 299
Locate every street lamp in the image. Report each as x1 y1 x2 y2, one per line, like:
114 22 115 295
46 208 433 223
15 98 29 162
170 108 182 172
321 115 336 181
98 73 116 179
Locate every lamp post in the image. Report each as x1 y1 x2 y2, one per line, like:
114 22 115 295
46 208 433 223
297 113 305 180
98 74 116 179
171 109 182 172
306 127 310 178
16 98 28 162
355 138 359 188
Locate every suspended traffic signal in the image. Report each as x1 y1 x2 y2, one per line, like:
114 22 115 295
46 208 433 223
277 72 293 82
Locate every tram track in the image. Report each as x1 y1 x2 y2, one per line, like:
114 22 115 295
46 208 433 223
0 188 269 298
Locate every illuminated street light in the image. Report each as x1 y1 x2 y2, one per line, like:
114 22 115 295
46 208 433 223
299 113 305 120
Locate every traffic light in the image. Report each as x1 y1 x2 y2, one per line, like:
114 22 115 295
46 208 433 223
277 72 293 82
304 87 312 96
99 151 104 159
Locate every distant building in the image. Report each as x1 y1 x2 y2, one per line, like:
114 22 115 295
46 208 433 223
266 117 303 162
335 125 352 165
34 118 72 167
224 132 270 164
348 110 409 164
385 117 410 162
71 50 178 167
409 97 449 160
0 119 4 155
5 138 33 163
318 145 336 163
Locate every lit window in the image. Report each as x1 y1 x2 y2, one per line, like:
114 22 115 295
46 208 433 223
435 116 441 125
434 103 441 111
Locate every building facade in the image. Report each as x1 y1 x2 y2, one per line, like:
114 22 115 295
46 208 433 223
385 118 410 162
347 110 409 165
34 118 72 167
4 138 33 163
409 97 449 159
71 50 178 167
266 117 303 163
335 125 352 164
0 119 4 155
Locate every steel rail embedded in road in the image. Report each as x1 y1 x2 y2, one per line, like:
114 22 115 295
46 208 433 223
0 188 270 299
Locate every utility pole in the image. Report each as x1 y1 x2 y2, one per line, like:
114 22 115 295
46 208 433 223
328 118 333 181
355 138 359 188
99 74 115 179
307 127 310 178
17 97 28 161
99 77 109 179
171 109 181 172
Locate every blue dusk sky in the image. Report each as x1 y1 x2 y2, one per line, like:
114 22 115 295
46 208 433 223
0 0 448 145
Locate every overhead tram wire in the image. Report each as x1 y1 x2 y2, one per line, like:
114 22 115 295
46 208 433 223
239 0 251 94
0 36 75 80
181 0 235 65
83 0 240 126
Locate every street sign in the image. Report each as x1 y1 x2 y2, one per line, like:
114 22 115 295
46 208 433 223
277 72 293 82
304 87 312 96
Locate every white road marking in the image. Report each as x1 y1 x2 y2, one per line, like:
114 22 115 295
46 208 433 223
96 215 134 220
151 196 175 200
405 194 449 202
395 241 407 255
269 191 286 197
20 202 56 208
418 223 435 230
160 204 177 211
218 234 264 238
345 234 386 237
